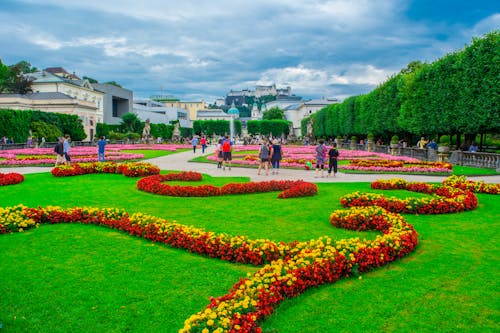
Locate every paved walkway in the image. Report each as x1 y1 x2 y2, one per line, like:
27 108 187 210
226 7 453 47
3 145 500 184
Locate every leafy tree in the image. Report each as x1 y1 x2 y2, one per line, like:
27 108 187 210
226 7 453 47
30 121 62 142
13 60 38 73
0 62 34 94
262 107 285 120
120 112 142 133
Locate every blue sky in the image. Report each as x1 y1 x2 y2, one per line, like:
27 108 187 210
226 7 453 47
0 0 498 102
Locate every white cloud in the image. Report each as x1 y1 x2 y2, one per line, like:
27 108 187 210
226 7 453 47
255 64 393 95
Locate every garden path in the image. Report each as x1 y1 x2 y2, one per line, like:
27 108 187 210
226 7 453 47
2 145 500 184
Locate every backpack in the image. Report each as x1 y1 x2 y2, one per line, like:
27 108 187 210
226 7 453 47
222 140 231 152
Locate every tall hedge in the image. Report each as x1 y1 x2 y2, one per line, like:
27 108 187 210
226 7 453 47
247 120 289 137
303 30 499 144
0 109 86 142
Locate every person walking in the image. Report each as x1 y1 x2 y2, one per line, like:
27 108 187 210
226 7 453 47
315 139 326 178
327 142 339 177
215 139 223 168
200 136 207 154
63 135 71 165
191 136 199 153
98 136 106 162
257 139 270 176
270 139 282 175
54 137 66 166
221 136 232 170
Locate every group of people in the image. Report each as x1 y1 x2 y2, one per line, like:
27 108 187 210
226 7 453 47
256 139 283 176
53 135 72 166
191 136 208 154
214 136 233 171
314 140 339 178
53 135 107 165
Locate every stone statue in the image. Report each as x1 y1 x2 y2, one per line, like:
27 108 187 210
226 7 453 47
172 122 181 142
306 119 313 136
142 119 151 142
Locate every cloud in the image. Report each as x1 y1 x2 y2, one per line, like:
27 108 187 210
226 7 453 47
2 0 497 102
253 64 393 97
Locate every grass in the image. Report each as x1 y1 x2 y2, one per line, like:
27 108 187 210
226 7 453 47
120 149 184 159
0 172 499 332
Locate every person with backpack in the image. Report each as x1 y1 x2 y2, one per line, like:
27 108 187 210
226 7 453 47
221 136 232 170
270 139 282 175
315 139 326 178
257 139 270 176
327 142 339 177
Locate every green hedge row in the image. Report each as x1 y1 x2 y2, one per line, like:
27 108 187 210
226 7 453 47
305 30 499 144
0 109 86 142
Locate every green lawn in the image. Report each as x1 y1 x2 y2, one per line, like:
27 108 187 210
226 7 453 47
0 172 499 332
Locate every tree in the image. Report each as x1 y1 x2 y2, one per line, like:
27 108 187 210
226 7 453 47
0 61 34 94
13 60 38 73
120 113 142 133
262 107 285 120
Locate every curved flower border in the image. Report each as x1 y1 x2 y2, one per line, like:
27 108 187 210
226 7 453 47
1 175 495 331
51 162 160 178
0 172 24 186
137 172 318 199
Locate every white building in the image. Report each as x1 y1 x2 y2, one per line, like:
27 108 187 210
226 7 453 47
196 109 232 121
133 99 190 128
271 98 339 137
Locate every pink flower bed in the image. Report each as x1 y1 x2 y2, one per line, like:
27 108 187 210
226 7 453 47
0 144 189 166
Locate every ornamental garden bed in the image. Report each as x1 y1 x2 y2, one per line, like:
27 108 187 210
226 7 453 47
0 144 190 167
0 171 498 332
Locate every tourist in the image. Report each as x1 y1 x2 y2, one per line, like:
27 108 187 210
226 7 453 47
427 139 438 150
200 136 207 153
270 139 282 175
257 139 270 176
327 142 339 177
222 135 232 170
63 135 71 165
215 139 223 168
98 136 106 162
469 142 478 152
54 137 66 166
41 137 46 147
315 139 326 178
417 137 427 149
191 136 199 153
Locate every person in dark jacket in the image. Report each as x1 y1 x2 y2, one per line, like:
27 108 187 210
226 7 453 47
54 137 66 166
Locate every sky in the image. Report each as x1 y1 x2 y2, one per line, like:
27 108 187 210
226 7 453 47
0 0 498 102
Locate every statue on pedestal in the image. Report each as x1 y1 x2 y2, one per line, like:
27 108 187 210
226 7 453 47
172 122 181 143
142 119 151 143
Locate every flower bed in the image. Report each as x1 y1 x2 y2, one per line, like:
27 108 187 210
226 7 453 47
0 172 24 186
209 145 451 174
442 175 500 194
0 144 190 166
2 175 496 332
51 162 160 177
339 179 479 214
137 172 317 198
